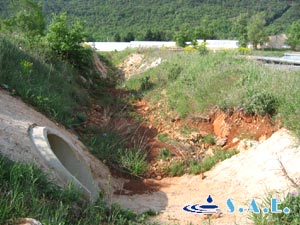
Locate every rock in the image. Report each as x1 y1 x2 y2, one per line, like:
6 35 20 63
215 137 227 147
232 137 240 144
189 132 202 143
14 218 42 225
213 112 231 138
156 176 162 180
205 148 215 157
237 139 258 151
259 134 267 142
190 115 210 123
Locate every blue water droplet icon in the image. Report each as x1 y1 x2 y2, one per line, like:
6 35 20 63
207 195 213 203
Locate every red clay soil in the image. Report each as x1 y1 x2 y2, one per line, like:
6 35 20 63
82 88 280 195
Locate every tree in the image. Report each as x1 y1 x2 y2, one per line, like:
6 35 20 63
123 32 135 42
0 0 45 42
194 17 215 41
247 13 269 49
233 14 249 47
114 33 121 42
12 0 45 37
174 31 188 47
46 13 91 67
286 20 300 50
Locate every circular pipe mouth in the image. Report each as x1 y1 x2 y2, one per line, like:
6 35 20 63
29 126 99 202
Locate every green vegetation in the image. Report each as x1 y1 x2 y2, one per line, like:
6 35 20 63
200 149 237 172
46 12 91 68
123 49 300 134
157 148 172 160
250 191 300 225
164 149 237 177
84 130 148 177
247 13 269 49
157 133 170 143
286 20 300 50
119 148 148 177
0 35 90 127
1 0 300 41
0 155 155 225
202 134 216 146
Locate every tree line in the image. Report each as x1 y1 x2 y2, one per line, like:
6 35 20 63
1 0 300 42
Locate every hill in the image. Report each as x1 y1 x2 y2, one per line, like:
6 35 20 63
1 0 300 41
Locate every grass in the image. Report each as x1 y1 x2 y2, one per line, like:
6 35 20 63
200 149 237 173
250 191 300 225
202 134 216 145
123 49 300 135
0 155 156 225
157 133 170 143
119 148 148 177
157 148 172 160
0 35 93 128
84 128 149 177
164 149 237 177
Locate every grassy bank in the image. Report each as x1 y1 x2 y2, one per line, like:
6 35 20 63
0 155 156 225
123 49 300 134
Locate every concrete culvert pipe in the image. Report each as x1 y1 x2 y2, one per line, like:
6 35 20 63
29 126 99 202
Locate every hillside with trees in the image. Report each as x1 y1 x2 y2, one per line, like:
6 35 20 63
1 0 300 41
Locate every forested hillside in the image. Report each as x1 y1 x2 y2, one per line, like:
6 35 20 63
1 0 300 41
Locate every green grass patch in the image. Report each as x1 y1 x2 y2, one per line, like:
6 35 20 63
0 155 155 225
119 148 148 177
157 148 172 160
200 149 237 173
0 35 97 128
157 133 170 143
250 191 300 225
122 49 300 135
84 129 148 177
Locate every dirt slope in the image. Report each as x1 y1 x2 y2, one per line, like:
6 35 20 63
112 128 300 224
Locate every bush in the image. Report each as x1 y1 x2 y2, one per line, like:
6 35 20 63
167 64 182 81
46 13 92 68
140 75 153 91
238 47 250 55
243 91 279 116
197 41 209 55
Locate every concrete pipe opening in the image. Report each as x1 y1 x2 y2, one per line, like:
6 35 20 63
29 126 99 202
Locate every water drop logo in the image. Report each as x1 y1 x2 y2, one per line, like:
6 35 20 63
183 195 221 214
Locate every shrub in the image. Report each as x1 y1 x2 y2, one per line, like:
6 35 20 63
243 91 279 116
46 13 92 68
197 41 209 55
140 75 153 91
238 47 250 55
167 64 182 81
